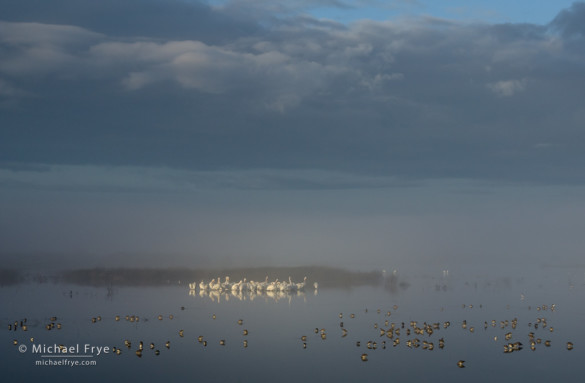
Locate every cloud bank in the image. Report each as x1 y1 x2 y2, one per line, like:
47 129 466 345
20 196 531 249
1 1 585 187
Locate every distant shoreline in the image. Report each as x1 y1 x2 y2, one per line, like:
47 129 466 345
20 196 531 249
60 266 384 288
0 266 391 288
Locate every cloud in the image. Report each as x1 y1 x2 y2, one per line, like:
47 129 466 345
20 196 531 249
550 2 585 37
0 21 103 76
0 163 419 192
0 0 260 43
487 79 526 97
0 78 29 98
0 21 101 45
0 2 584 184
88 39 348 111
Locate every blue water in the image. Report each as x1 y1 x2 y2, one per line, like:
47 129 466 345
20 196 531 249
2 267 584 382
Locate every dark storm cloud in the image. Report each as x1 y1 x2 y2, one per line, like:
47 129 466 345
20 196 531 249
550 2 585 37
1 1 585 186
0 0 259 43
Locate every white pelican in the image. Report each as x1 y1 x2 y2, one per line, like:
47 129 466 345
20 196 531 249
240 278 250 292
248 280 257 291
232 280 242 291
209 278 221 290
221 276 232 290
266 279 278 291
296 276 308 290
256 276 269 291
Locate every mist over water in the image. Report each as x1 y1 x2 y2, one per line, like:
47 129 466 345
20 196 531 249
2 181 585 271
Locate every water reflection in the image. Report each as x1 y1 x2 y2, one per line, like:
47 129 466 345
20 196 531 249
193 287 312 303
2 265 585 383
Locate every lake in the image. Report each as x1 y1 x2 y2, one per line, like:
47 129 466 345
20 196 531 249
2 265 584 382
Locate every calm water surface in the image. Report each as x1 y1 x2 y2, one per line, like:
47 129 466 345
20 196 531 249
2 267 584 382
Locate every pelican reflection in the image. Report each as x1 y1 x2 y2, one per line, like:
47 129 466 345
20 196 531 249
196 287 309 302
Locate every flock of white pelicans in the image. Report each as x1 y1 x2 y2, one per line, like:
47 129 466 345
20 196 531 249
189 276 316 293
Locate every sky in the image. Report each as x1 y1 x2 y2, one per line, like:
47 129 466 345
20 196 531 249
1 0 585 271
